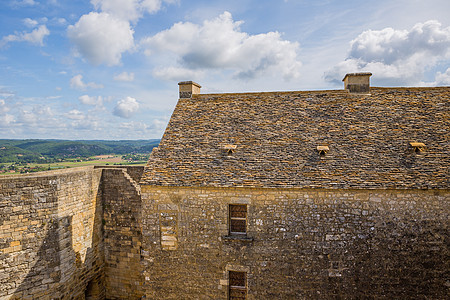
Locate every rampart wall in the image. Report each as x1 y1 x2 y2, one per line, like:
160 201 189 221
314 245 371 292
101 167 144 299
141 186 449 299
0 166 144 300
1 167 448 299
0 167 105 299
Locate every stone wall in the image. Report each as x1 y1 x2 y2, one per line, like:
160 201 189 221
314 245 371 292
94 166 144 184
141 186 449 299
0 167 105 299
101 168 144 299
0 166 145 299
1 166 448 299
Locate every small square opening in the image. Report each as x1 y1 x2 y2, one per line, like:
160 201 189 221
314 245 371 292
410 142 426 153
224 144 237 155
317 145 329 156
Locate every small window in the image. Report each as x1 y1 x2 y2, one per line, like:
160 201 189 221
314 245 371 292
224 144 237 155
229 271 247 299
229 204 247 235
328 261 342 277
317 145 329 156
410 142 426 153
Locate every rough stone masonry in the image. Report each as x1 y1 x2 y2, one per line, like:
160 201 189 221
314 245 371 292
0 76 449 299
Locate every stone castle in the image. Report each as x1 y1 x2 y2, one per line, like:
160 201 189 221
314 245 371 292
0 73 449 299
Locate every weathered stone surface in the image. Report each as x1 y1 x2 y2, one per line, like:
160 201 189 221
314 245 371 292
141 87 449 189
1 166 448 298
137 85 449 299
101 168 144 299
0 166 144 299
140 186 449 299
0 167 105 299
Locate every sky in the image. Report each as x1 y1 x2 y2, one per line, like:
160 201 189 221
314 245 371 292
0 0 449 140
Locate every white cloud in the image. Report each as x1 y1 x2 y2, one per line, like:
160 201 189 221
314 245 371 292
66 109 85 120
23 18 38 28
113 96 139 118
117 118 167 136
0 114 15 126
46 95 61 100
113 71 135 81
0 88 15 98
67 12 134 66
119 121 148 131
64 109 101 130
53 17 67 26
12 0 37 6
141 11 302 81
78 95 103 106
151 118 168 131
0 99 14 127
19 25 49 45
1 25 50 47
67 0 175 66
434 67 450 86
152 66 205 81
325 20 450 85
91 0 162 22
18 110 37 124
17 106 55 127
0 99 10 113
71 118 100 130
70 74 104 90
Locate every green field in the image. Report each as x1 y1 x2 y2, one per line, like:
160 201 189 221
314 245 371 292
0 139 159 164
0 155 148 175
0 139 158 175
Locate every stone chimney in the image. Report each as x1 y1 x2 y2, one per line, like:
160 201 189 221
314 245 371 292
178 81 201 98
342 72 372 94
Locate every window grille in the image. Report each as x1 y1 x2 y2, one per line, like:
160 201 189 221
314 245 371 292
229 204 247 234
229 271 246 299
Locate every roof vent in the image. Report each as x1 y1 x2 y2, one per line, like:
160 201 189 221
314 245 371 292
410 142 426 153
342 73 372 94
178 81 201 98
224 144 237 155
317 145 329 156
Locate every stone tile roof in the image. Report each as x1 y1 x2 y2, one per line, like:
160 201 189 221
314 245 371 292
141 87 449 189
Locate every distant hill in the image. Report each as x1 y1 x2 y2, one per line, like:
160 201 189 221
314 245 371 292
0 139 160 163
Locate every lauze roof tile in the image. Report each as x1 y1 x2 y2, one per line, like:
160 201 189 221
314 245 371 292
141 87 450 189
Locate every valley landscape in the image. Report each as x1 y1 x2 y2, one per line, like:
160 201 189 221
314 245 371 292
0 139 159 174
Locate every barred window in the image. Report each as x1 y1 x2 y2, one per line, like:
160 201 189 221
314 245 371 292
229 271 246 299
229 204 247 234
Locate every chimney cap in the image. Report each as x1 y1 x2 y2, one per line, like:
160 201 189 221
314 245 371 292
342 72 372 81
178 81 201 98
178 81 202 88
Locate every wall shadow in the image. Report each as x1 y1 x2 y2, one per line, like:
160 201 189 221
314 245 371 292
9 170 105 299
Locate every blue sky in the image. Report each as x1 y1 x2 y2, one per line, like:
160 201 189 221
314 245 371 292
1 0 449 140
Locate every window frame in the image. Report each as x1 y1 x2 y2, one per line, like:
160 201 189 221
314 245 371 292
229 204 247 235
228 270 247 300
